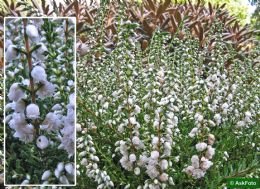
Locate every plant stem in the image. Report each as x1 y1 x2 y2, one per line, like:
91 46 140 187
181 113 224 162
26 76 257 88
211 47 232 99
22 19 36 104
22 18 39 136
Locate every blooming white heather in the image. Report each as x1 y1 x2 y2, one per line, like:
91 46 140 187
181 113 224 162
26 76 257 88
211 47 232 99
151 151 160 159
41 112 62 131
36 81 56 99
132 136 140 146
8 83 25 101
208 134 215 145
129 154 137 162
41 170 51 180
26 103 40 120
58 93 75 157
200 157 213 170
134 167 140 175
31 66 47 82
191 155 200 169
33 43 48 60
26 24 39 41
5 45 18 62
189 128 199 138
159 173 169 182
206 146 215 159
36 135 49 150
195 142 208 152
160 159 168 170
14 100 26 113
214 114 222 125
65 163 74 175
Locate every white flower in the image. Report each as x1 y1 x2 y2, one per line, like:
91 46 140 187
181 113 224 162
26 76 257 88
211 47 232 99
132 136 140 146
54 168 61 178
103 102 109 109
129 117 137 125
138 155 148 166
31 66 47 82
36 81 56 99
120 156 133 171
152 136 159 146
59 175 69 184
129 154 137 162
159 173 169 182
41 170 51 180
41 112 62 131
26 103 40 120
36 135 49 149
144 114 150 123
160 159 168 170
52 104 62 111
184 165 194 175
188 128 199 138
224 151 229 158
221 103 229 110
195 142 207 152
151 151 160 159
192 169 205 179
201 157 213 170
191 155 200 169
236 120 245 128
134 167 140 175
208 134 215 145
5 45 18 62
57 162 64 172
33 43 48 60
13 123 34 143
245 111 252 117
26 24 39 41
206 146 215 159
194 113 203 122
8 83 25 101
14 100 26 113
146 166 159 179
65 163 74 175
214 114 221 125
21 179 30 185
5 39 13 49
134 105 141 114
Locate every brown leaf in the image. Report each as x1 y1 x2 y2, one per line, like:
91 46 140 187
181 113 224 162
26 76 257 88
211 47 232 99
174 10 182 25
63 0 76 16
156 0 171 18
222 33 236 40
147 0 156 12
170 15 178 32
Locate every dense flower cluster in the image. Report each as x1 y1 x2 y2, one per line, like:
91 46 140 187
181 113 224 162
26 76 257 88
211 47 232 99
77 14 259 188
5 18 75 185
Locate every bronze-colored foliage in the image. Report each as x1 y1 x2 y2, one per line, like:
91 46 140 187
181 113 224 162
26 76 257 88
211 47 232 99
0 0 258 68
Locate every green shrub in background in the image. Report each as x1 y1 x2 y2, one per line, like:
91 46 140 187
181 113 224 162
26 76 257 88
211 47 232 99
76 2 259 188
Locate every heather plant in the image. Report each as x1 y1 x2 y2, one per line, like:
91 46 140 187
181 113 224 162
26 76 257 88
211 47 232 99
76 5 260 189
5 18 75 185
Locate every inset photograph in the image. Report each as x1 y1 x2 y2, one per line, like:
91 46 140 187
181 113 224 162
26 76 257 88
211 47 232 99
4 17 76 186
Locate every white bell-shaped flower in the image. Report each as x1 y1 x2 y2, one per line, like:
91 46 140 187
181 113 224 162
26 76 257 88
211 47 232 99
33 43 47 60
41 170 51 180
26 24 39 42
36 135 49 149
26 103 40 120
5 45 18 62
31 66 47 82
65 163 74 175
8 83 25 101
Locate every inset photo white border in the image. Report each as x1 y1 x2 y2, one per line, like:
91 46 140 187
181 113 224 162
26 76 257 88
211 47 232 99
4 17 76 187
